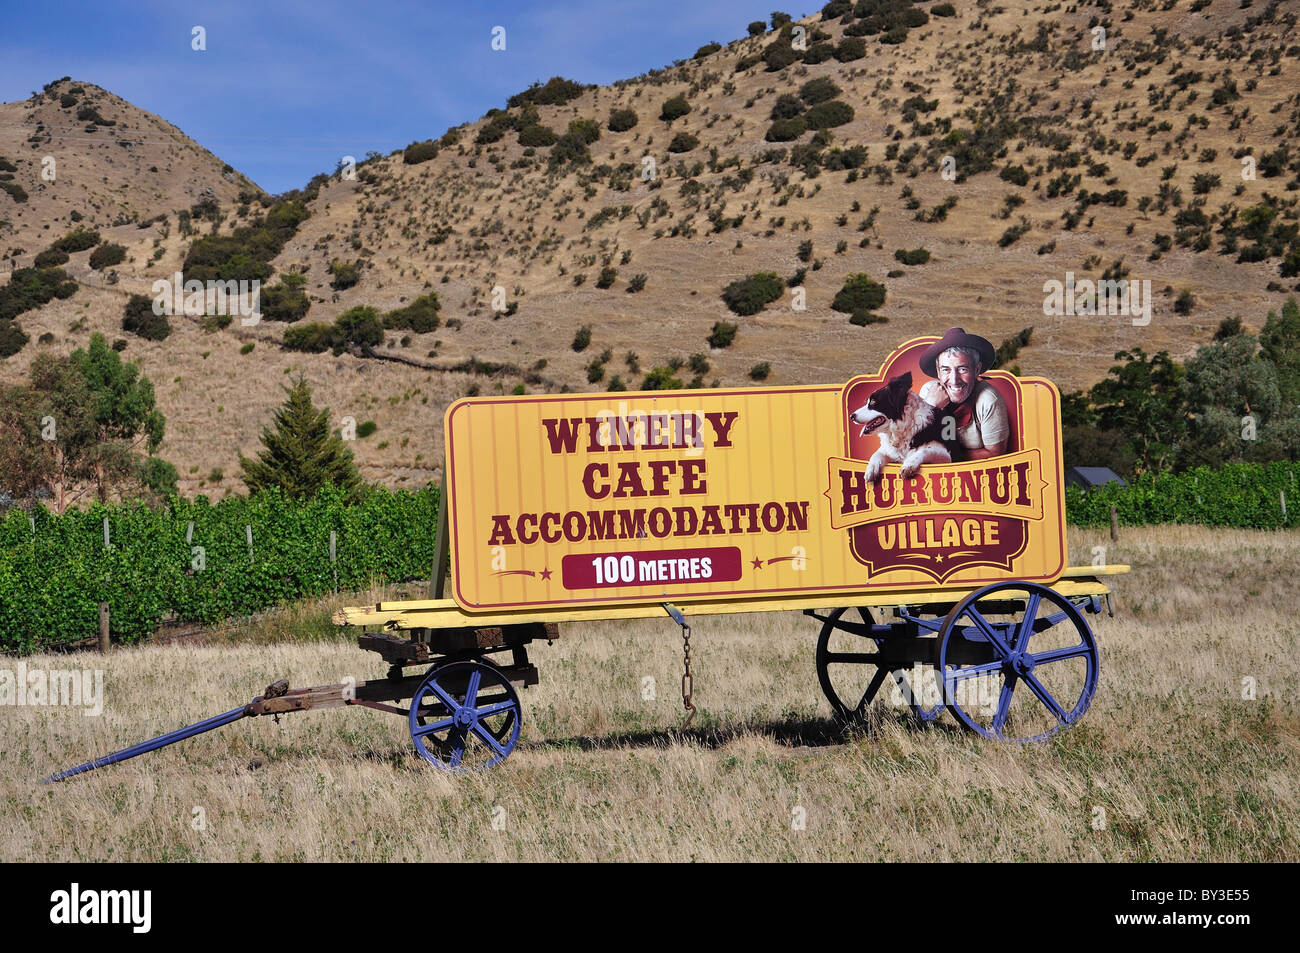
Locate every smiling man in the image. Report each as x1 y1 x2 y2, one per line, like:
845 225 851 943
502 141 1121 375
917 328 1009 461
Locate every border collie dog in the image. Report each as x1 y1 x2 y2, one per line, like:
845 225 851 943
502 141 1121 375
849 371 952 482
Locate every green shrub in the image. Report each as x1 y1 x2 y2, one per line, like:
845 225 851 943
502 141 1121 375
122 293 171 341
831 273 887 313
608 108 638 133
0 181 27 203
239 341 255 355
383 293 440 333
33 248 70 268
749 362 771 381
722 272 784 315
508 76 586 108
0 319 29 357
183 199 309 284
770 94 805 120
283 322 336 353
59 92 77 108
660 94 691 122
88 242 126 270
998 221 1031 247
849 310 887 326
549 131 591 168
932 3 956 15
835 37 867 61
357 420 377 438
766 117 807 142
402 140 439 164
763 41 799 71
748 20 767 35
76 104 114 126
894 247 930 265
518 124 558 147
596 267 617 289
694 42 722 59
0 267 78 322
626 274 647 293
334 306 383 348
800 77 840 105
880 24 909 44
52 228 101 253
708 321 739 348
572 324 592 351
804 100 854 129
802 42 836 64
260 274 310 323
642 366 684 390
568 118 601 144
667 132 699 153
1000 164 1030 186
330 260 361 290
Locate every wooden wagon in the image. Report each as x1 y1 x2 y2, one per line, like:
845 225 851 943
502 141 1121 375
47 334 1129 779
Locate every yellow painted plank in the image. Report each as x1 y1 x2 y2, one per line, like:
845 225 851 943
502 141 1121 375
333 566 1127 630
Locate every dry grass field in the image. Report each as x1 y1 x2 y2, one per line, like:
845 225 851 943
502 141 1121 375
3 524 1296 862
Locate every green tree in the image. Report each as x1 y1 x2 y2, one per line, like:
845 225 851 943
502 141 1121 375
239 376 363 502
1177 332 1300 468
1088 349 1186 472
1260 297 1300 408
0 333 170 510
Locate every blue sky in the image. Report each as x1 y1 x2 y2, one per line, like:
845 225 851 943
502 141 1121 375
1 0 802 194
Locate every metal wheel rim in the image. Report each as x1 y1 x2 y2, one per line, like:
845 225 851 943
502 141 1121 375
937 582 1099 742
408 659 522 770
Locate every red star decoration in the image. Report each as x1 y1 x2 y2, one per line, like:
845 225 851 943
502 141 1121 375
751 557 763 569
539 567 552 580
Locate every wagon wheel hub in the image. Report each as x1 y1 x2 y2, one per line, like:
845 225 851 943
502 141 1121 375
453 706 477 729
1004 652 1035 676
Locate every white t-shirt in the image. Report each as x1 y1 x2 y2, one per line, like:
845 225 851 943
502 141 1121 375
919 379 1010 451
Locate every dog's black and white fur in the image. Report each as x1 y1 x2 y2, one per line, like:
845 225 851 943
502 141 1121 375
849 372 952 481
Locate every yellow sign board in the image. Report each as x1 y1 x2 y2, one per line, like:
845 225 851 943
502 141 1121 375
444 334 1067 611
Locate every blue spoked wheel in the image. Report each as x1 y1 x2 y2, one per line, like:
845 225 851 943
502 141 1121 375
409 659 522 770
816 607 944 725
937 582 1099 742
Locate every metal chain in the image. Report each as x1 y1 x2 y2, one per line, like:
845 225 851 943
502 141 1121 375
680 621 695 728
661 603 695 728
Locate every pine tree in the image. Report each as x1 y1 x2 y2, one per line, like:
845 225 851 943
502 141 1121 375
239 376 363 501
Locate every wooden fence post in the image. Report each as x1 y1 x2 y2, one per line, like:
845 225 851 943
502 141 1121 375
429 475 449 600
329 530 338 592
1109 505 1119 542
98 602 110 653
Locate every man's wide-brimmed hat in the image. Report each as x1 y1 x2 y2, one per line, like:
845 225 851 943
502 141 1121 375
919 327 996 377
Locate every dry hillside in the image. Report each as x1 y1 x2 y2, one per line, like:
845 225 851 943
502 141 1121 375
2 0 1299 496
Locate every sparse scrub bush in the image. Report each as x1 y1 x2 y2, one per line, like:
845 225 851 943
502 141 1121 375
722 272 783 315
660 95 691 122
804 100 854 130
88 242 125 270
831 273 886 313
608 108 638 133
122 293 170 341
708 321 738 348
